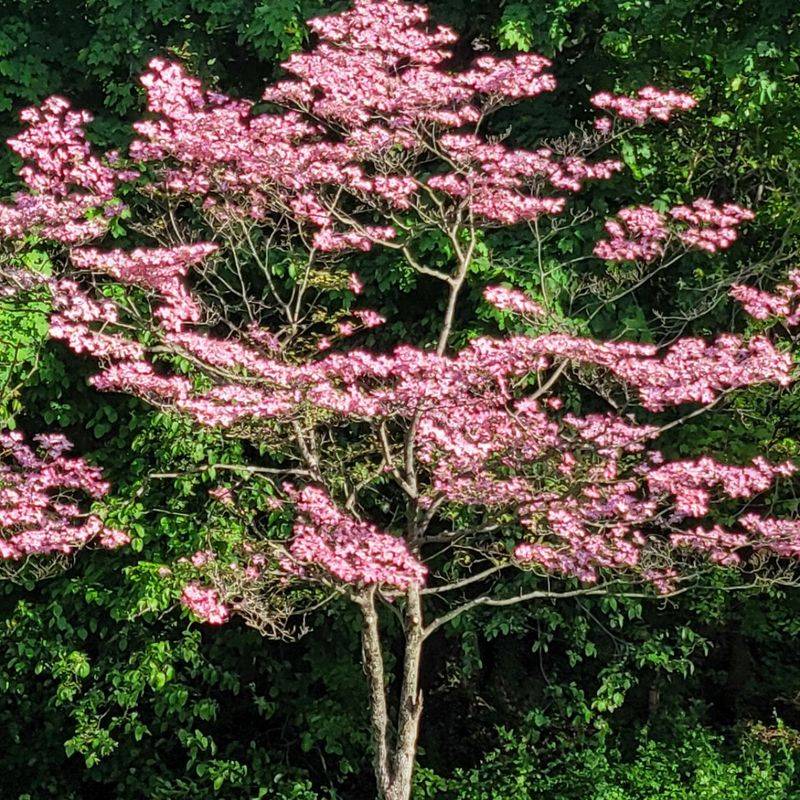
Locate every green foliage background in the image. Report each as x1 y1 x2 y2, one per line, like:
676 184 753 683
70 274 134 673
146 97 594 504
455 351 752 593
1 0 800 797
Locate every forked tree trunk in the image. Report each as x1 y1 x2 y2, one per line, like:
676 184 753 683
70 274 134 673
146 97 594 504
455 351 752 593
360 586 425 800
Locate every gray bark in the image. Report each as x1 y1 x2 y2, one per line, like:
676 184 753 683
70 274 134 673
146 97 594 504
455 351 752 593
360 586 425 800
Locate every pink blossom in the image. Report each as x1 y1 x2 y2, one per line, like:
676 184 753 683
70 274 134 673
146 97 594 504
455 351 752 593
594 117 613 134
353 309 386 328
0 96 136 243
349 273 364 294
180 582 230 624
668 199 754 253
591 86 696 124
483 285 544 316
595 199 754 262
286 485 426 588
647 457 795 517
731 271 800 326
594 205 669 262
0 429 125 560
208 487 233 504
190 549 217 566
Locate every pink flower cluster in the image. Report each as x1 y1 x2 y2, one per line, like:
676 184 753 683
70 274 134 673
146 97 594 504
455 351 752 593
440 133 623 194
208 487 233 505
731 270 800 325
0 430 128 559
348 273 364 295
595 200 754 262
647 457 795 517
312 226 397 252
591 86 696 124
286 485 426 588
670 514 800 565
669 525 750 566
669 199 754 253
594 205 670 262
564 413 659 455
532 333 792 411
50 279 145 361
459 54 555 98
514 477 657 583
0 266 49 298
425 134 621 225
484 285 544 316
353 309 386 329
70 244 216 331
739 514 800 558
133 57 382 247
466 189 565 225
190 549 216 566
0 96 134 243
336 310 387 338
180 582 230 624
266 0 554 128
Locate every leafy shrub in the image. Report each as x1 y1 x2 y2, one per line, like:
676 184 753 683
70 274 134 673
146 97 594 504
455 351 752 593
416 715 800 799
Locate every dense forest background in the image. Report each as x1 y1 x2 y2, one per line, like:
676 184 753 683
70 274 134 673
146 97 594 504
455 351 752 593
1 0 800 797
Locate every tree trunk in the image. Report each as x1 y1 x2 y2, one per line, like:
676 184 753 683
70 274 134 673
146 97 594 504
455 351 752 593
360 586 425 800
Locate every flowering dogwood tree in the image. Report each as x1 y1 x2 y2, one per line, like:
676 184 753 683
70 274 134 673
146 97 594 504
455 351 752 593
2 0 800 796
